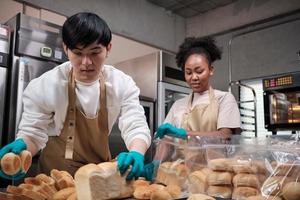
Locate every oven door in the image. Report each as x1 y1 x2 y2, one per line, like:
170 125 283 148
264 87 300 131
157 81 191 126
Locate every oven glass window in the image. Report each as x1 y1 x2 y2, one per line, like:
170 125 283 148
165 89 188 117
269 92 300 124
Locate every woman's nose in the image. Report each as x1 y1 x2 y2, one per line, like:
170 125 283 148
191 73 199 80
82 55 92 65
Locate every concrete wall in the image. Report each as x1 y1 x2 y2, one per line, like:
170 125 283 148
18 0 185 53
186 0 300 92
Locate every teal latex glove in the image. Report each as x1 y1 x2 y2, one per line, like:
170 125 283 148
117 151 144 180
0 138 27 180
141 160 160 181
155 123 187 139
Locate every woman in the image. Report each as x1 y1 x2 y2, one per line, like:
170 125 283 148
0 12 151 181
142 36 241 181
156 36 241 139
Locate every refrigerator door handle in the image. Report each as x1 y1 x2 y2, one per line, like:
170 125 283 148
15 58 26 132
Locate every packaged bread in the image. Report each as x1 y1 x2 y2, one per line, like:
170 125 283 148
261 175 294 196
156 161 189 189
207 158 233 172
188 168 211 193
246 195 282 200
0 152 21 176
187 193 216 200
282 181 300 200
207 171 232 186
271 161 300 176
74 162 133 200
165 184 181 198
233 174 260 188
232 187 259 200
232 160 258 174
206 186 232 199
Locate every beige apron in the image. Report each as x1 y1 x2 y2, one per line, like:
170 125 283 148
181 87 218 132
181 87 220 170
38 69 111 176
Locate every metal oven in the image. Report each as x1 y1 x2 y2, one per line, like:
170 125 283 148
263 72 300 132
157 51 191 126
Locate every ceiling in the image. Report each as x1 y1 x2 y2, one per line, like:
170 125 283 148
105 34 158 65
147 0 237 18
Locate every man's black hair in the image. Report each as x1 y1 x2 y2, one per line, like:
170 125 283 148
175 36 222 71
62 12 112 49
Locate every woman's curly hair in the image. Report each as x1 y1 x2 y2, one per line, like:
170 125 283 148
175 36 222 71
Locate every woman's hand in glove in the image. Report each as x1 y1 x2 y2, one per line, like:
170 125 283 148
155 123 187 139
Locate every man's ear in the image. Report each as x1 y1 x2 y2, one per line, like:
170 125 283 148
209 66 214 76
106 42 112 57
63 43 68 56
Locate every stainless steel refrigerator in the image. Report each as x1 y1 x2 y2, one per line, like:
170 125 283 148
0 24 10 147
3 13 67 145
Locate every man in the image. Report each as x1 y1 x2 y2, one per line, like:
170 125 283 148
0 12 151 181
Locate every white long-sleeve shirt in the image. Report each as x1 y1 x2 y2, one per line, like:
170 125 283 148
17 61 151 150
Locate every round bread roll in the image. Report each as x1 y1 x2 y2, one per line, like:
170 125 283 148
232 160 258 174
149 184 166 192
233 173 260 188
282 181 300 200
133 179 150 190
52 187 76 200
187 193 216 200
206 186 232 198
207 171 232 186
165 184 181 198
232 187 259 200
207 158 233 172
246 195 282 200
150 188 172 200
19 150 32 173
188 169 210 193
253 160 268 174
0 152 22 175
133 186 152 199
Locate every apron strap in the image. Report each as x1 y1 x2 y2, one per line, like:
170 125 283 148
98 73 109 133
65 69 76 159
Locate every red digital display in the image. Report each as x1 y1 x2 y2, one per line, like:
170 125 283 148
264 76 293 88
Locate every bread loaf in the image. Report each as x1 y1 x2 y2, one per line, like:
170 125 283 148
0 153 21 175
187 193 216 200
20 150 32 173
74 162 133 200
232 160 258 174
35 173 57 192
24 177 56 198
0 191 34 200
133 179 150 190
